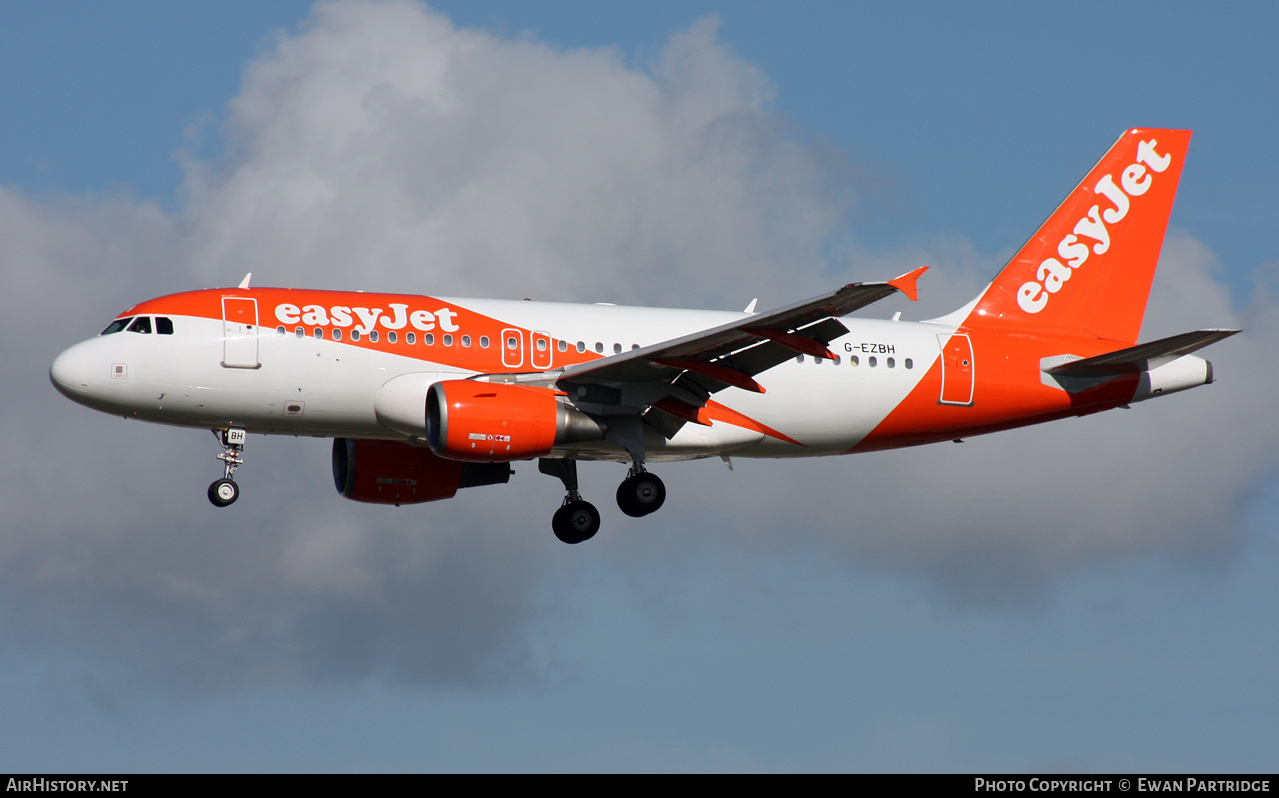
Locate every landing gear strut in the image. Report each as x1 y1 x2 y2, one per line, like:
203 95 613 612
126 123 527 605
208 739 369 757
208 428 245 507
605 415 666 519
538 453 667 544
540 458 599 544
616 465 666 517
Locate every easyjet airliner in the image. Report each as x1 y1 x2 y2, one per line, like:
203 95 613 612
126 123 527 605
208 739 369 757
51 129 1237 543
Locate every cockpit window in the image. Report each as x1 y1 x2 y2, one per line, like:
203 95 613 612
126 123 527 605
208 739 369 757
156 317 174 335
127 317 152 334
101 317 132 335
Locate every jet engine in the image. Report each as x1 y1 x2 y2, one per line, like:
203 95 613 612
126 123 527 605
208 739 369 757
332 438 510 505
426 380 606 462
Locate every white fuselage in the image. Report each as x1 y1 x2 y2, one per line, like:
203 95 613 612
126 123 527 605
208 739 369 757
51 296 953 462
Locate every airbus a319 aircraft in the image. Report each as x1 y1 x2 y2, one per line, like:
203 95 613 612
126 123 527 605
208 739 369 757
52 129 1237 543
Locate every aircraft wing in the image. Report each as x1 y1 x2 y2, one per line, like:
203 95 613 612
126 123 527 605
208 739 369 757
1044 329 1240 376
545 267 927 419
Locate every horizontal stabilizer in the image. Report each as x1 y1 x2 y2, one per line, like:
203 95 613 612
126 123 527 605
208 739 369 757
1044 329 1239 375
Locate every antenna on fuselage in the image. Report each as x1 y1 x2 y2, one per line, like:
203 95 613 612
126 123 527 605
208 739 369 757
238 273 252 289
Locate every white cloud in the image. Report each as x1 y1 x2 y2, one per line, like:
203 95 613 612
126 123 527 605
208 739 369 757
3 0 1274 690
178 3 845 307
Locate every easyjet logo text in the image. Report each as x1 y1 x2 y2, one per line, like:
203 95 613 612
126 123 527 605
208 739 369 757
273 302 459 334
1017 138 1172 314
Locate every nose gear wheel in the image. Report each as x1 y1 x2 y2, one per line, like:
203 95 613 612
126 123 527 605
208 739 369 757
208 478 239 507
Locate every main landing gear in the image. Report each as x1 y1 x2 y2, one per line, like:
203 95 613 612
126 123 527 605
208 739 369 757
539 458 667 544
552 500 601 545
540 459 599 544
616 465 666 518
208 428 246 507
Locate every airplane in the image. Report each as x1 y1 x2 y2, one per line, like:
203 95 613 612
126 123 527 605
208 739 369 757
50 128 1238 543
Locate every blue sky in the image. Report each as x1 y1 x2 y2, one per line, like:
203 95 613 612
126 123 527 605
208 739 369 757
2 1 1276 772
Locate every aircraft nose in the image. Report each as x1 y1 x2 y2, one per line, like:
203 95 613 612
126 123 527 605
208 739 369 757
50 341 99 401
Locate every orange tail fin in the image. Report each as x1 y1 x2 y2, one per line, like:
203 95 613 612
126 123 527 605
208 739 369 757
968 128 1191 343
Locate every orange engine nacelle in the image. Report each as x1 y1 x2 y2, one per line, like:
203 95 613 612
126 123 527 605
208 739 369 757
332 438 511 505
426 380 606 462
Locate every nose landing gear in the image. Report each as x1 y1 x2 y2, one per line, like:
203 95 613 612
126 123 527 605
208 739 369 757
208 428 245 507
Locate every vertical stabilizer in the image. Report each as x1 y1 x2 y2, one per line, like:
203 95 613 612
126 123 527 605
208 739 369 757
967 129 1191 343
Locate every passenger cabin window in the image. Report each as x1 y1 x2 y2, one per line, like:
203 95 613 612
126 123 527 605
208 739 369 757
102 318 132 335
156 317 174 335
127 317 152 334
